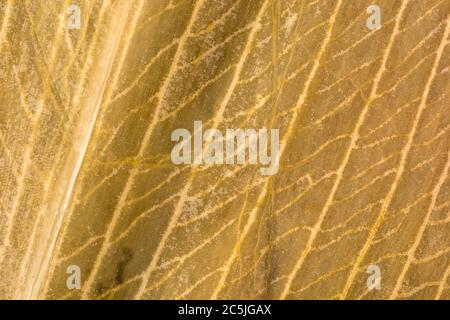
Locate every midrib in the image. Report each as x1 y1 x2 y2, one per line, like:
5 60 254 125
17 1 132 300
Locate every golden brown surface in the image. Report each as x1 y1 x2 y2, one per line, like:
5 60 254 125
0 0 449 300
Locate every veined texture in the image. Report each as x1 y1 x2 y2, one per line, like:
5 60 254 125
0 0 449 300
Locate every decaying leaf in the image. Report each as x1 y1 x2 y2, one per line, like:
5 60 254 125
0 0 449 300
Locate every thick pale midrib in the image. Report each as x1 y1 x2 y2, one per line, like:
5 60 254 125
212 0 345 300
389 17 450 300
278 0 410 300
37 0 128 297
341 12 450 300
18 1 133 300
8 0 101 298
41 2 147 292
0 0 69 274
134 0 270 300
80 0 208 299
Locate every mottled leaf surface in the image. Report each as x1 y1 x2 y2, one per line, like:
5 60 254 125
0 0 449 299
